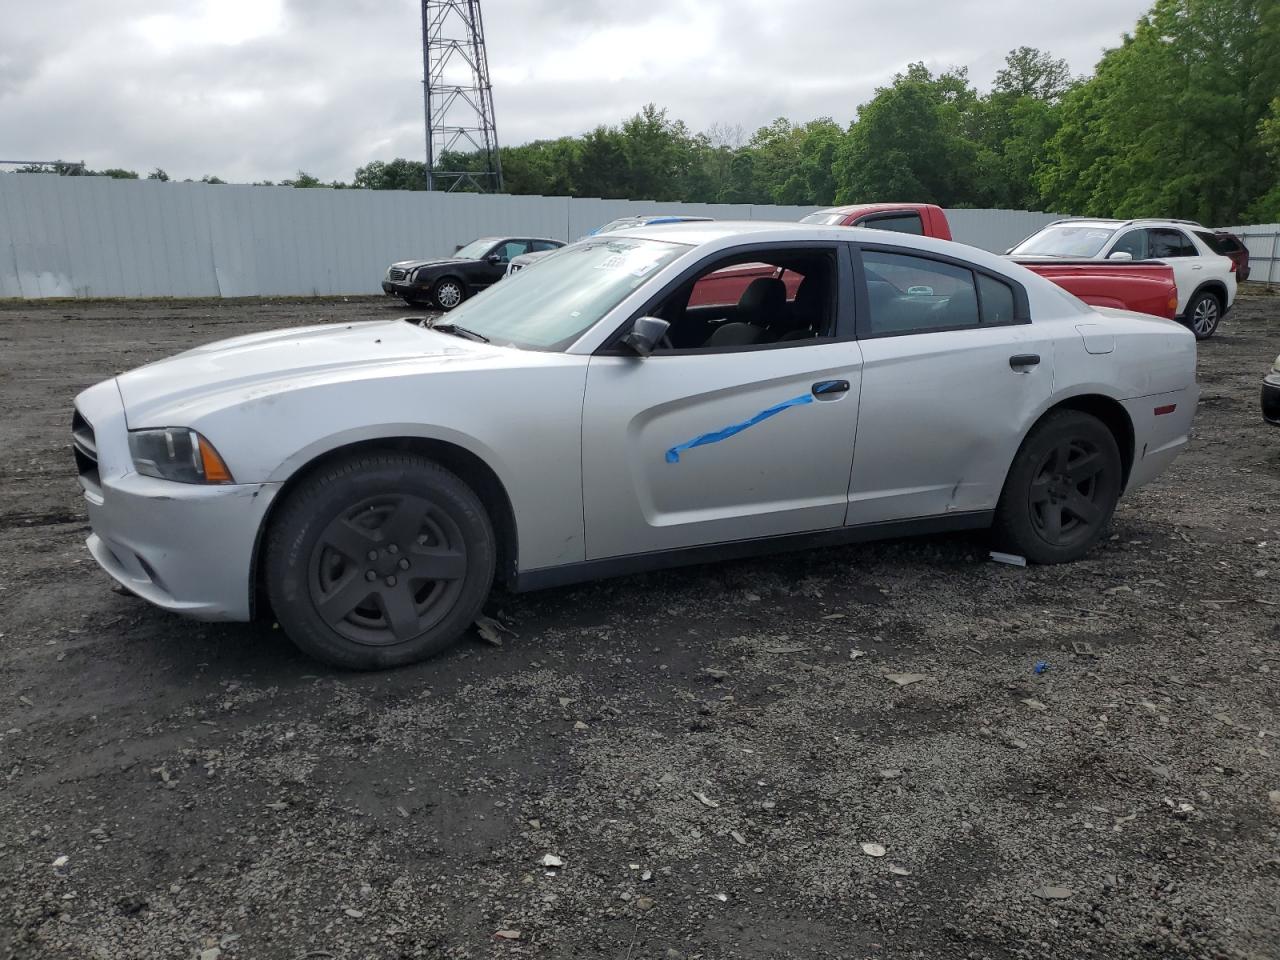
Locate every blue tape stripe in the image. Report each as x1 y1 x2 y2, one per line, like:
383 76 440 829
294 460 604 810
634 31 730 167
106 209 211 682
665 393 814 463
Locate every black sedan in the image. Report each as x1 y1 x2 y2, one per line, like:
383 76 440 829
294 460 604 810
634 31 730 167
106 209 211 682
382 236 564 310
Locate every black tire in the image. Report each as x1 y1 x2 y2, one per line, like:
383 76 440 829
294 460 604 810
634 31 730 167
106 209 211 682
432 277 466 311
1185 289 1222 340
265 452 495 670
992 410 1122 564
401 296 431 309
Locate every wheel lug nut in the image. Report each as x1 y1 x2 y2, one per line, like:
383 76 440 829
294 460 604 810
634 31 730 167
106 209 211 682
398 558 410 570
385 576 397 587
365 570 377 581
388 544 399 555
367 550 378 561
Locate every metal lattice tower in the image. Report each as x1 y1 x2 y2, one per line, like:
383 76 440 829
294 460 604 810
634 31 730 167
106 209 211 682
421 0 503 192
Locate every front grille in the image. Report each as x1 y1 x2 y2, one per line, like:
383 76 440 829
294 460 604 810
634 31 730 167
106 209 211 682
388 268 408 282
71 408 100 493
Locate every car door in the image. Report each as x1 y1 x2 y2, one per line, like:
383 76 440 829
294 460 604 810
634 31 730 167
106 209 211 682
477 240 530 288
845 245 1053 525
580 243 863 560
1147 228 1200 315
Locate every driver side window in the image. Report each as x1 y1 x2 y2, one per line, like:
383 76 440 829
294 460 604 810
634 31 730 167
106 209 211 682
494 240 530 262
648 249 838 351
1110 230 1149 260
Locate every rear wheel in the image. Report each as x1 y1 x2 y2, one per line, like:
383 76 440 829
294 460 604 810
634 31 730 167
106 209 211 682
1186 290 1222 340
992 410 1122 564
433 278 466 311
266 452 495 669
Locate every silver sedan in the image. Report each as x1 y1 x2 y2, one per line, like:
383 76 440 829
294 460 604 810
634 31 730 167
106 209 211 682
73 222 1197 668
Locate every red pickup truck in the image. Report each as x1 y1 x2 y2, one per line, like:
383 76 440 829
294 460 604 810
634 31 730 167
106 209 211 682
801 203 1179 320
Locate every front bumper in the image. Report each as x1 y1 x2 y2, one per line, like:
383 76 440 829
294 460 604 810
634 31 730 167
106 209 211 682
74 379 280 622
1263 373 1280 425
382 278 429 299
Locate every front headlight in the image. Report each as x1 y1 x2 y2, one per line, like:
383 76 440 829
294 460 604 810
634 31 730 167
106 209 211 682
128 428 235 484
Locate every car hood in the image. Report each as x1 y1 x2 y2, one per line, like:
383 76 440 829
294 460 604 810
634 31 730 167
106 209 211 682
390 257 472 271
116 319 500 426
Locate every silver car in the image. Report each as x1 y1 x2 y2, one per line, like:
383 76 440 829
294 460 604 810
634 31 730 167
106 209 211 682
73 222 1197 669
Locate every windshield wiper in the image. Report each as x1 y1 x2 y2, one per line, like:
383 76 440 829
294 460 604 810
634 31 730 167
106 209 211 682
429 320 489 343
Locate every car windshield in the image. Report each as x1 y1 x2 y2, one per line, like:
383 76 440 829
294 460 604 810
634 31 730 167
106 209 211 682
1010 225 1117 258
424 237 688 350
800 212 847 225
453 238 498 260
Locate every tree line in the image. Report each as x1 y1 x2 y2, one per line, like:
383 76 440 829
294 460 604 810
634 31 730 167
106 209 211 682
19 0 1280 224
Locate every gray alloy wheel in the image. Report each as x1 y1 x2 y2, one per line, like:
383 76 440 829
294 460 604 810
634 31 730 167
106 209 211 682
1188 291 1221 340
992 409 1121 564
433 279 465 311
265 452 495 669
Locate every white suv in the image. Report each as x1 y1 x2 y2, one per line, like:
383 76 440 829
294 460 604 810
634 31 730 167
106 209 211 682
1010 218 1237 339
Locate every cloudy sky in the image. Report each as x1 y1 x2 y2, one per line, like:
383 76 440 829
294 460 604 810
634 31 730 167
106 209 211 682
1 0 1152 184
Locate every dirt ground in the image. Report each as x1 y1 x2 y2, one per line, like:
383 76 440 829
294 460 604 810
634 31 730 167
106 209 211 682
1 291 1278 960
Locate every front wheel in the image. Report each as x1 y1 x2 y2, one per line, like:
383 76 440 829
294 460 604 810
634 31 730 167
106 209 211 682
1185 290 1222 340
432 278 466 311
992 410 1122 564
265 452 496 669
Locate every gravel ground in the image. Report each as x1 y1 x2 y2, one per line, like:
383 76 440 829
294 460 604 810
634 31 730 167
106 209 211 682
1 292 1278 960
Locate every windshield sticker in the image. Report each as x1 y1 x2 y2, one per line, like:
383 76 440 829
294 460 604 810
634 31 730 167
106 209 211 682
666 393 814 464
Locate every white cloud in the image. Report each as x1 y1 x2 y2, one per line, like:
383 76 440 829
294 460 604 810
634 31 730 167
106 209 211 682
0 0 1153 182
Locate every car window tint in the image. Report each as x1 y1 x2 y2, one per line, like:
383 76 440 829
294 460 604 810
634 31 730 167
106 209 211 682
862 251 980 335
495 240 531 261
1193 231 1228 254
531 240 560 252
859 213 924 235
1150 229 1197 258
1110 230 1149 260
978 274 1017 325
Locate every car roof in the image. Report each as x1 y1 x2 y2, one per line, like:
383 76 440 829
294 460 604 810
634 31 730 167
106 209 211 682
810 202 937 216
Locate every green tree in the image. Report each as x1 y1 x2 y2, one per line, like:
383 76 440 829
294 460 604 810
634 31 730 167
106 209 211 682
1040 0 1280 223
146 168 169 181
994 46 1076 102
833 63 981 206
352 158 428 190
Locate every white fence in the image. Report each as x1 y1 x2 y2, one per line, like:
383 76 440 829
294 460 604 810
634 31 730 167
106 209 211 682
1223 223 1280 285
0 173 1059 299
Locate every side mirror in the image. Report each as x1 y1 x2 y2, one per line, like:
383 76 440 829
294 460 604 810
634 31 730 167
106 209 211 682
1108 250 1133 261
620 316 670 357
486 253 502 265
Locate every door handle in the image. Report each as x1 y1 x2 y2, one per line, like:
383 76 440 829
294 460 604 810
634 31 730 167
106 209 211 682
1009 354 1040 371
812 379 850 398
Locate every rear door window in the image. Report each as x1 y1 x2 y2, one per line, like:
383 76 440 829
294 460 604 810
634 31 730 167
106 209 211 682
858 213 925 235
862 251 980 335
977 274 1017 325
531 240 560 252
1150 229 1197 258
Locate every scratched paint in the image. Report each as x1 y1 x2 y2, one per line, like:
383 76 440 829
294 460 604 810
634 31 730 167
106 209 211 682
665 393 814 464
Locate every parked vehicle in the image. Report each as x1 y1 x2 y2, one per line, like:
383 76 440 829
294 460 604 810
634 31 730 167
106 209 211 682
805 204 1180 322
1009 218 1236 339
383 236 564 309
1263 354 1280 425
73 221 1197 669
1202 230 1251 282
505 215 712 277
801 202 954 239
